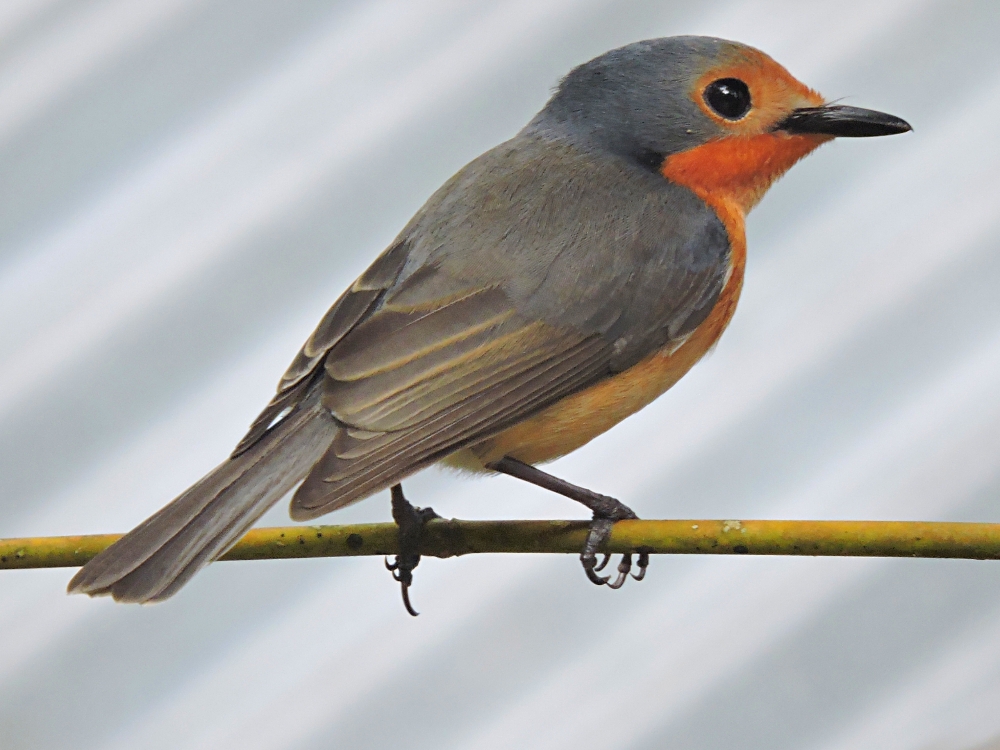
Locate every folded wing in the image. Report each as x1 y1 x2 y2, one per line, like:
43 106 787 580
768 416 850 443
291 281 611 517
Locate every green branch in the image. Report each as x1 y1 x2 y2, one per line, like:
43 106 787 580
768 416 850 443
3 519 1000 570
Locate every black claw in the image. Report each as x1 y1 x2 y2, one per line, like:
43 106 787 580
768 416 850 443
400 583 419 617
606 554 632 589
582 555 610 586
581 517 615 585
386 484 439 617
632 550 650 581
594 553 611 572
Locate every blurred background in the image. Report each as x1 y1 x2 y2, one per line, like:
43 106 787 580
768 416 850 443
1 0 999 747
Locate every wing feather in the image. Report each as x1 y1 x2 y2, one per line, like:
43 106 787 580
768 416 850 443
231 240 409 457
328 286 514 381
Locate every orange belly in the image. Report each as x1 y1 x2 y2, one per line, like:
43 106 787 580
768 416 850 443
445 196 747 471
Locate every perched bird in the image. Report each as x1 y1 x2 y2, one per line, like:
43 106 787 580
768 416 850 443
68 35 910 613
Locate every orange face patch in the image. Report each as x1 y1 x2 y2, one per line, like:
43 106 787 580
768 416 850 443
663 47 829 215
692 47 825 135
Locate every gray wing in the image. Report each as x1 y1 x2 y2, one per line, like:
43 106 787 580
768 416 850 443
241 134 731 518
231 239 411 457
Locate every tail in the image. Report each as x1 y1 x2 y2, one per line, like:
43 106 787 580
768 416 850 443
67 382 336 603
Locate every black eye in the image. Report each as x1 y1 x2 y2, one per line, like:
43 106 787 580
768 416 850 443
703 78 752 120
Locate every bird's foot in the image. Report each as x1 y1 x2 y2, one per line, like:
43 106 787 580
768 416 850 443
486 456 649 590
385 484 439 616
580 498 649 588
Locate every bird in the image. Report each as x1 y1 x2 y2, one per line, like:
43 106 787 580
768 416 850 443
68 35 910 613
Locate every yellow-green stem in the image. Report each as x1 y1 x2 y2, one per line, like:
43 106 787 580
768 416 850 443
3 519 1000 570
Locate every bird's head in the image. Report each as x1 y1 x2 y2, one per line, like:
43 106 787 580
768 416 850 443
532 36 910 214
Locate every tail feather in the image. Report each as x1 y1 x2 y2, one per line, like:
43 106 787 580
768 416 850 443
67 383 336 603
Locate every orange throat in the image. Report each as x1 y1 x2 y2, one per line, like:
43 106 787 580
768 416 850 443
658 129 830 326
661 131 829 215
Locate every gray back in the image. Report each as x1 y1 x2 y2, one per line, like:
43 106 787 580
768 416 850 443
389 131 730 373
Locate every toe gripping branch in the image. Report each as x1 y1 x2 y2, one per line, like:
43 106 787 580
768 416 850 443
578 496 649 589
488 456 649 589
386 484 439 616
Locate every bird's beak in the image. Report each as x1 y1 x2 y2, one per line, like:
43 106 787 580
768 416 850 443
775 105 912 138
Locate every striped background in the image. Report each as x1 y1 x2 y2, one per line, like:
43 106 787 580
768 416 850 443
2 1 999 748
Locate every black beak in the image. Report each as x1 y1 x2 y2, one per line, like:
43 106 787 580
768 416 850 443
775 105 912 138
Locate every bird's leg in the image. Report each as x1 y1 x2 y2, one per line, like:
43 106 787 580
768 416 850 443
385 483 439 616
487 456 648 588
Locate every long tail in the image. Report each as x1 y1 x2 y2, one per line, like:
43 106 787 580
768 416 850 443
67 382 336 603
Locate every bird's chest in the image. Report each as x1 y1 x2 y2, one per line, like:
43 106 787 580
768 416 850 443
458 200 747 468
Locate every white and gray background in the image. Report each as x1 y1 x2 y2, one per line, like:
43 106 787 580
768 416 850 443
2 1 999 748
